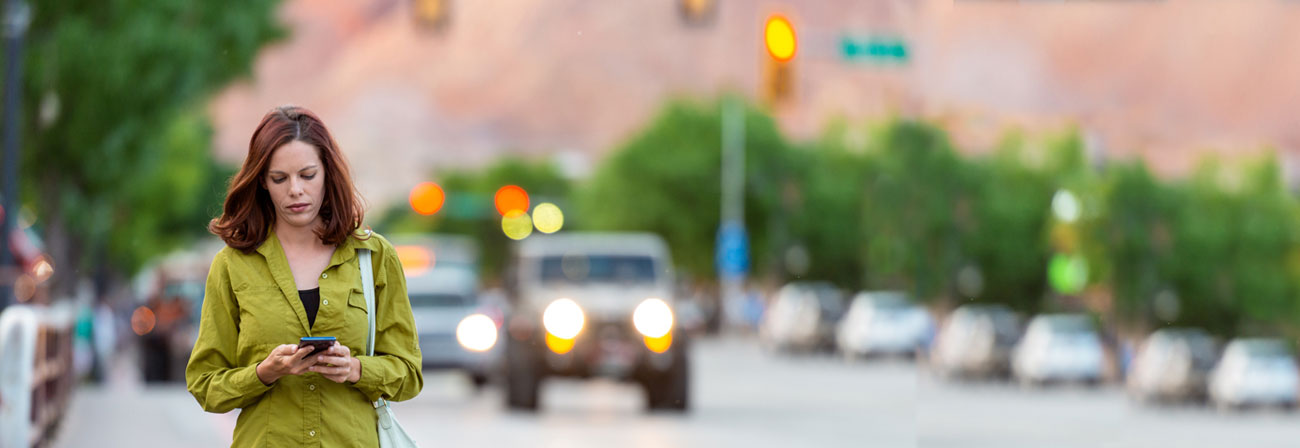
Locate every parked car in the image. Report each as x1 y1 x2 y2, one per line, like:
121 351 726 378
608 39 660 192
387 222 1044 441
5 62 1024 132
1127 327 1217 404
836 291 933 359
502 233 689 411
1209 338 1299 411
931 303 1021 379
394 235 502 389
1012 314 1105 386
759 282 846 353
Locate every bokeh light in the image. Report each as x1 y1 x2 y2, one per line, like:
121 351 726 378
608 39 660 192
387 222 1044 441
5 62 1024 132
132 306 157 336
1048 253 1088 295
545 332 576 355
765 15 797 62
633 298 674 338
494 185 530 216
502 210 534 240
543 298 584 339
532 202 564 234
1052 190 1081 223
409 182 445 215
32 256 54 283
394 245 434 276
456 314 498 352
644 332 673 354
13 274 35 302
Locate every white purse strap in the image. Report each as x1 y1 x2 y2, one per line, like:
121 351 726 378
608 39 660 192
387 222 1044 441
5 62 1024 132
358 249 387 408
360 249 376 357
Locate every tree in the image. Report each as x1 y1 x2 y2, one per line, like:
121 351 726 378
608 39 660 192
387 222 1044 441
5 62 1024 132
13 0 284 292
859 119 970 302
577 96 793 281
786 128 870 290
960 136 1055 312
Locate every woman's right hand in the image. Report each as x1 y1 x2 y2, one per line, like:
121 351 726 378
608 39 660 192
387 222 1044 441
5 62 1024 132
255 344 317 385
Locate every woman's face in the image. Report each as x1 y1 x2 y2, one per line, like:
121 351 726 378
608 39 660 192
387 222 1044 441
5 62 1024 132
265 140 327 230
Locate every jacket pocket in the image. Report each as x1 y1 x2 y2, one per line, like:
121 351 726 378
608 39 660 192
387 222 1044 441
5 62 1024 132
343 287 371 353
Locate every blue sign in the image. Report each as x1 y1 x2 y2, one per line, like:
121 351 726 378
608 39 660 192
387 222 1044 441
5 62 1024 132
715 221 750 278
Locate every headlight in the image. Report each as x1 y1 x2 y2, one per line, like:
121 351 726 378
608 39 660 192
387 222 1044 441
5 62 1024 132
633 298 674 338
543 298 585 339
456 314 498 352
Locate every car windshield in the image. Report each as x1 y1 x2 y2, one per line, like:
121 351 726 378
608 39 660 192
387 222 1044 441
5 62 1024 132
1046 316 1094 335
1242 341 1290 358
409 293 473 308
540 255 657 284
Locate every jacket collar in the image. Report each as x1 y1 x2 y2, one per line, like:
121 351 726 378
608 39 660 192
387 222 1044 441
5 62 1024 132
254 226 376 335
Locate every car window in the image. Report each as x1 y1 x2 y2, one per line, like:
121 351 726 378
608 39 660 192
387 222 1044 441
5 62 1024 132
540 255 657 284
1242 341 1290 358
409 293 473 308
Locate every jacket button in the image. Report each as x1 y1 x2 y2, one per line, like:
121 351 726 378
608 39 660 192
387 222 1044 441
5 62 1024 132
322 299 329 306
309 430 316 437
309 384 316 391
321 273 328 279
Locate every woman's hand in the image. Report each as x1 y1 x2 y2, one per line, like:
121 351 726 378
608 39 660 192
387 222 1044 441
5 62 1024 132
255 344 317 385
311 342 362 384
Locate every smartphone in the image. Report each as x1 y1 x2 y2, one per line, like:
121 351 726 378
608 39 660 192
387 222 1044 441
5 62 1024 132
298 336 336 358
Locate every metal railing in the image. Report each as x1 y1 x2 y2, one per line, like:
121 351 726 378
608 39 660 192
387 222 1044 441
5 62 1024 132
0 303 75 448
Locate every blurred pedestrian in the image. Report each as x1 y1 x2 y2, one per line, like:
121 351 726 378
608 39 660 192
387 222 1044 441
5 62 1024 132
186 105 423 446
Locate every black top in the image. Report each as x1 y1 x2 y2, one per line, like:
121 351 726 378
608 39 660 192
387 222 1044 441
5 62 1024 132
299 287 320 329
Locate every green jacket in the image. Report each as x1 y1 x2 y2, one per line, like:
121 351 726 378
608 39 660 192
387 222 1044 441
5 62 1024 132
185 229 423 447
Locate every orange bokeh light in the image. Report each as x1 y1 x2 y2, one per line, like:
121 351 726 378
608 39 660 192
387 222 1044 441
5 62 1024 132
494 185 530 216
409 182 446 216
644 332 673 354
132 306 157 336
545 333 576 355
394 245 435 276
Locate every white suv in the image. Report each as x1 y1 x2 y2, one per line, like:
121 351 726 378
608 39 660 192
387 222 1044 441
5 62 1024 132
502 233 689 412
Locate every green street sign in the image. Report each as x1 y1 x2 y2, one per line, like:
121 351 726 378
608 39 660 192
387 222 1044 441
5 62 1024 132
840 35 909 64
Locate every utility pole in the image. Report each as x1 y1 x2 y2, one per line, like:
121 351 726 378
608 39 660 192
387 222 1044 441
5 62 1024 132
0 0 30 309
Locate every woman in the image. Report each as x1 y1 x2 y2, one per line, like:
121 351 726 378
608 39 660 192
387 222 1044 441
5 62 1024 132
186 105 423 446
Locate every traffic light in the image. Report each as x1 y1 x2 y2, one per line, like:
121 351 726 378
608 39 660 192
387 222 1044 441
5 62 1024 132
762 14 797 106
413 0 451 31
678 0 717 26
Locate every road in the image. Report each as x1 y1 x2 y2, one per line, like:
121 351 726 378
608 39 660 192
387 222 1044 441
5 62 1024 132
53 336 1300 447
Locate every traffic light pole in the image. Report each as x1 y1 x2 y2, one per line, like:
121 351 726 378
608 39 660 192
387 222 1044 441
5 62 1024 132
0 0 30 309
719 98 745 322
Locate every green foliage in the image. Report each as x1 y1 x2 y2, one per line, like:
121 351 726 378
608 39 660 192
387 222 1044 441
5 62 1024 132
858 120 970 301
383 97 1300 339
577 97 794 279
960 138 1055 312
785 136 869 290
14 0 284 277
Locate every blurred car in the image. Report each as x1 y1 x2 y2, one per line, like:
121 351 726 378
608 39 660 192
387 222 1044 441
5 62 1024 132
1012 314 1105 386
502 233 689 412
1209 338 1299 411
135 241 224 383
835 291 933 359
394 235 502 389
759 282 846 353
1126 328 1218 403
931 303 1021 379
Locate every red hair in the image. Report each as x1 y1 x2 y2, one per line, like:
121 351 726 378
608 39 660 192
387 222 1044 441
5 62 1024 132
209 105 367 252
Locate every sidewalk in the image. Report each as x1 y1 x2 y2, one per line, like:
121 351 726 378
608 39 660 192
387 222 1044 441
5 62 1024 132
51 347 236 447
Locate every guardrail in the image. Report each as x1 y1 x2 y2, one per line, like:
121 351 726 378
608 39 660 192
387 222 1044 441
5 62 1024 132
0 304 76 448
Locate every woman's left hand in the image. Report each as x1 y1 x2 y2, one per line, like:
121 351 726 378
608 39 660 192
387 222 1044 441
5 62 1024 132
310 342 362 384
